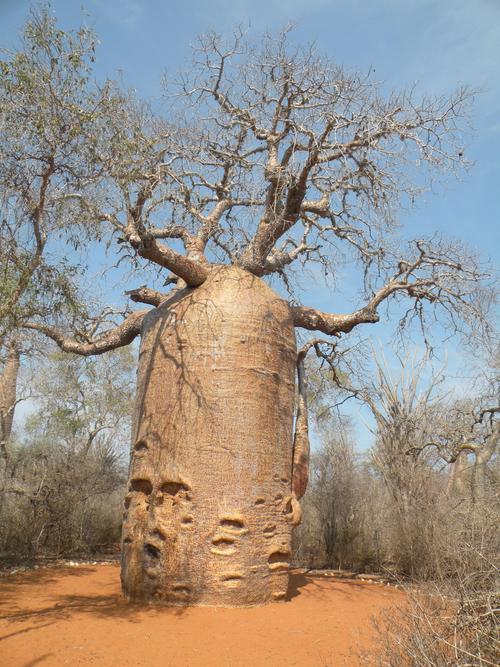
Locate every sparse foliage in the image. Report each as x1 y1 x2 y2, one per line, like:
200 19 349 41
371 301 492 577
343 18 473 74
0 14 490 353
0 349 134 558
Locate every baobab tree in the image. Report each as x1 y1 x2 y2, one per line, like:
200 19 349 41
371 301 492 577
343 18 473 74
2 12 492 605
409 399 499 501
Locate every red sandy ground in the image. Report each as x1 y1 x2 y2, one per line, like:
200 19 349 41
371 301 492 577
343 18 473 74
0 564 404 666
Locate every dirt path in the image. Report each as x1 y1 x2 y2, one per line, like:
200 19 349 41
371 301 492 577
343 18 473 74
0 564 403 666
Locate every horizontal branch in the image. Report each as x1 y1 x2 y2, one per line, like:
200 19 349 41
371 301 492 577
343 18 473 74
125 286 168 307
291 304 380 336
407 419 499 465
21 311 147 356
291 237 487 337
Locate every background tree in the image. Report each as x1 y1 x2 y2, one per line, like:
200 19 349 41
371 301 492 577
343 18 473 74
0 7 134 469
361 355 449 577
0 338 20 465
408 365 499 501
295 345 498 575
0 348 134 559
300 418 360 570
357 354 499 667
291 349 499 665
2 11 494 605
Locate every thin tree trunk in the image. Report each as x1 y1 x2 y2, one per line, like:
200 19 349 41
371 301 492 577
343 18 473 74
0 338 20 464
473 421 499 501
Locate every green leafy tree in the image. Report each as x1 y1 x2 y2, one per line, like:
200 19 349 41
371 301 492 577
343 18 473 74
0 8 135 462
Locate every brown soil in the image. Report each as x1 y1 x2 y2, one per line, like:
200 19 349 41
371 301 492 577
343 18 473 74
0 564 404 666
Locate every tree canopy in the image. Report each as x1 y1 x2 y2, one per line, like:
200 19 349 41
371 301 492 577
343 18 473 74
0 9 494 355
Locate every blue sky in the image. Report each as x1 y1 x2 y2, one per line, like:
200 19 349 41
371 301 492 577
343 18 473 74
1 0 499 449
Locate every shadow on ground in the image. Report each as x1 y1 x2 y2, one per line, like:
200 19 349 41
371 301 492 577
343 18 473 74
0 566 378 639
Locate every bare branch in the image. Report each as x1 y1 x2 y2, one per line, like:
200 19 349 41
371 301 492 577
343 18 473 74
126 234 208 287
292 303 379 336
291 238 489 339
125 286 169 307
21 311 146 356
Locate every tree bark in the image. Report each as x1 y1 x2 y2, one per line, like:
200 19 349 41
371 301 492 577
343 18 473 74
121 266 299 606
0 338 20 462
292 351 310 500
22 311 146 356
473 420 499 501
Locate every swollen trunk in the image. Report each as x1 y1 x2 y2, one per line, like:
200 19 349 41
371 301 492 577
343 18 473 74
121 267 298 606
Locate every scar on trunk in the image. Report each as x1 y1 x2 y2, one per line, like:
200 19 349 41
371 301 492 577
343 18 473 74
160 480 191 499
143 542 161 569
222 573 244 586
151 528 167 541
211 535 237 555
130 478 153 495
268 550 291 571
134 439 148 453
172 584 191 595
263 524 277 537
219 516 248 534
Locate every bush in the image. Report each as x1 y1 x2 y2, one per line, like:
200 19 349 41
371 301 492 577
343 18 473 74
0 440 126 558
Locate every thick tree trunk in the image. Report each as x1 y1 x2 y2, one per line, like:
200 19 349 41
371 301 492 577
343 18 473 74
446 451 469 497
121 266 299 606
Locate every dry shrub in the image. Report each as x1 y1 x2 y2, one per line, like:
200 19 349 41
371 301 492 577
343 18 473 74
365 494 499 666
366 578 498 667
0 441 126 559
0 349 133 561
